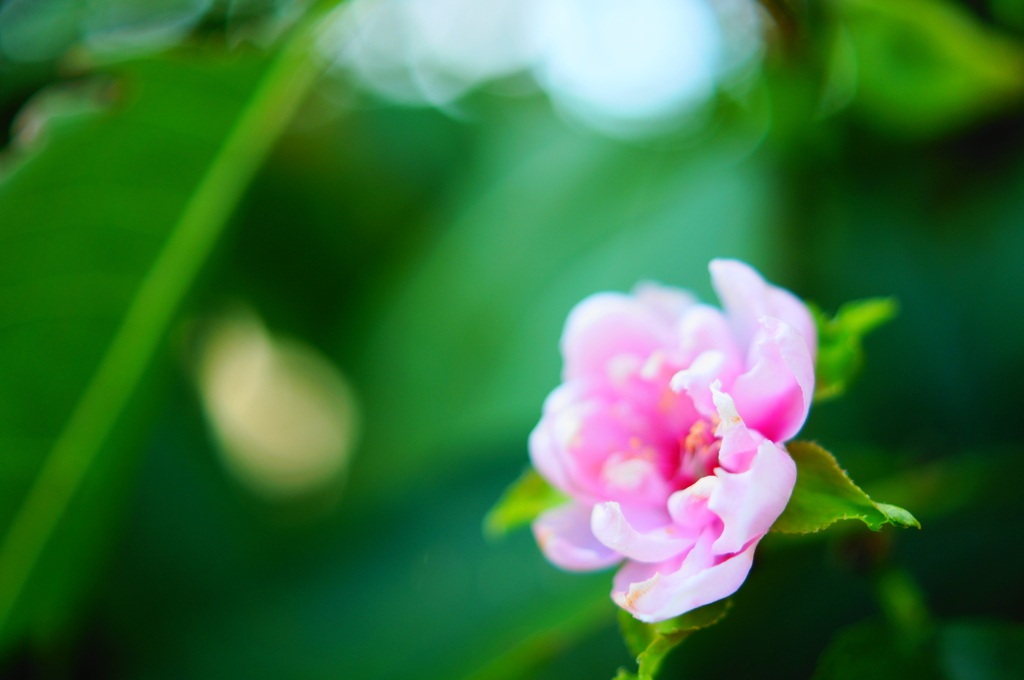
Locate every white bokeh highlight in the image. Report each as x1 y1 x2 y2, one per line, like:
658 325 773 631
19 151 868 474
323 0 766 136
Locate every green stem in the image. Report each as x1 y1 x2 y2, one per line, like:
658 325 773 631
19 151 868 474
0 7 333 633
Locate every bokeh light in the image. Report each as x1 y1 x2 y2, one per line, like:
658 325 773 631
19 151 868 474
197 309 358 501
325 0 766 136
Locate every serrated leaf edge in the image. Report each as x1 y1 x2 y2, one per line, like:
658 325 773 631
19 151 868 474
772 441 920 535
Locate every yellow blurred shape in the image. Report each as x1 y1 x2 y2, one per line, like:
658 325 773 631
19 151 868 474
197 311 358 501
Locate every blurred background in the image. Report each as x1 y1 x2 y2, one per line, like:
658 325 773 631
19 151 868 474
0 0 1022 678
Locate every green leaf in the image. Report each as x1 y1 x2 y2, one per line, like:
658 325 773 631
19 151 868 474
837 0 1024 137
813 618 1024 680
464 593 616 680
484 466 567 539
100 429 622 680
617 599 731 680
0 15 326 653
773 441 920 534
812 297 898 402
939 620 1024 680
811 619 940 680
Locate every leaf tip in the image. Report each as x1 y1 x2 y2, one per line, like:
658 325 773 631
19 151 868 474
875 502 921 530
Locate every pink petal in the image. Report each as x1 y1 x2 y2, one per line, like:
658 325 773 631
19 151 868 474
709 259 817 359
633 281 697 324
670 350 728 419
533 503 623 572
598 452 673 504
677 304 743 369
528 384 589 499
765 286 818 359
729 317 815 442
561 292 676 382
667 476 720 534
710 382 761 472
591 502 695 564
610 557 682 616
636 352 701 436
709 439 796 555
612 531 759 622
530 377 685 506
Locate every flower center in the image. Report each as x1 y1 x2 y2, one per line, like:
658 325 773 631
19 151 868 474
677 419 720 486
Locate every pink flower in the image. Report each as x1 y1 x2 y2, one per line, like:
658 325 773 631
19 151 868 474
529 260 816 622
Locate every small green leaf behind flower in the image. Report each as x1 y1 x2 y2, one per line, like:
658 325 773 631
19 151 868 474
616 599 732 680
484 467 567 539
774 441 919 534
812 297 898 402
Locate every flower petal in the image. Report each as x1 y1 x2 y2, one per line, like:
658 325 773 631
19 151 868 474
528 383 589 499
533 503 623 572
710 381 761 472
709 258 816 358
612 531 758 622
561 292 676 382
729 317 815 442
677 304 743 368
591 502 695 563
530 379 681 505
667 476 719 534
633 281 698 324
670 350 727 419
709 439 796 555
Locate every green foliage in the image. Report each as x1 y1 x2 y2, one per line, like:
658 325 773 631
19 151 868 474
774 441 919 534
101 425 623 680
616 600 731 680
0 27 322 653
837 0 1024 136
812 297 898 402
812 619 941 680
813 619 1024 680
484 466 567 539
939 620 1024 680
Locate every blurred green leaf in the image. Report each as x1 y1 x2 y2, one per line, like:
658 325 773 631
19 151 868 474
813 297 897 402
838 0 1024 136
865 446 1022 523
0 20 323 653
100 414 623 680
811 619 941 680
484 466 567 540
773 441 919 534
813 618 1024 680
875 567 932 646
992 0 1024 32
465 594 616 680
617 599 731 680
939 620 1024 680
